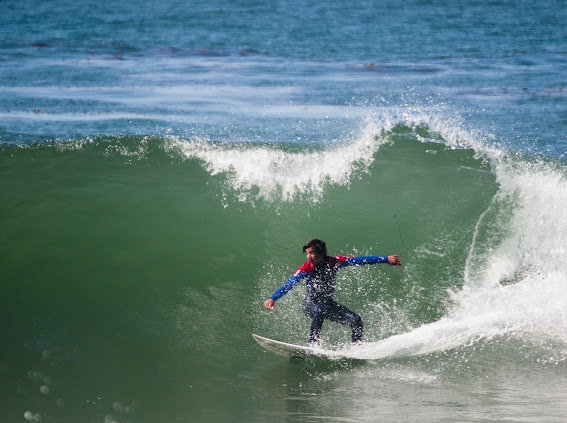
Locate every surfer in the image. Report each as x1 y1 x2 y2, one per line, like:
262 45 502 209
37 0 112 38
263 239 401 345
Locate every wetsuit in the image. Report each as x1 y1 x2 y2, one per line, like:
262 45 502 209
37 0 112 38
270 256 389 343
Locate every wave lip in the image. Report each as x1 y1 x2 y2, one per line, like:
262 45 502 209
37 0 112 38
168 129 384 203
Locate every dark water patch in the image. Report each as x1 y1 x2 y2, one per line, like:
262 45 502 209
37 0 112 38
156 47 260 58
348 62 448 75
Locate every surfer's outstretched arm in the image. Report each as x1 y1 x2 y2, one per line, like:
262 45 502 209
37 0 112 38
263 267 308 309
339 255 401 269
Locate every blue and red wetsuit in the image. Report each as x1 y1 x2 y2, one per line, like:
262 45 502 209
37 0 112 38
270 256 389 343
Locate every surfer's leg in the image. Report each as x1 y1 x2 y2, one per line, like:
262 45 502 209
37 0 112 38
325 302 363 343
309 311 325 344
302 300 325 344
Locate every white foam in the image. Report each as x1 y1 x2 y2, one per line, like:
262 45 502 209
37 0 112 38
343 270 567 360
342 153 567 360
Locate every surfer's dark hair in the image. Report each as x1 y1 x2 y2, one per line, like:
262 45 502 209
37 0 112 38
303 239 327 256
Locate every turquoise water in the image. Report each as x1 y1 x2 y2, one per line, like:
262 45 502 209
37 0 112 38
1 0 567 422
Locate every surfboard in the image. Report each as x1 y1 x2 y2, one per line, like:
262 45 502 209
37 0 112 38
252 333 326 358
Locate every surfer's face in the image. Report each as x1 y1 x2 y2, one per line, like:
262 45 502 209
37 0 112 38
305 247 324 266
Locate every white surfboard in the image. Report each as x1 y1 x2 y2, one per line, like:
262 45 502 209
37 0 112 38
252 333 331 359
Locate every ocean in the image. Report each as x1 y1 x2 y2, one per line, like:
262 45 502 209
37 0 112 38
1 0 567 421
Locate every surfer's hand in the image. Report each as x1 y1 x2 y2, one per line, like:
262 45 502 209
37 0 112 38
264 299 275 310
388 255 401 266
